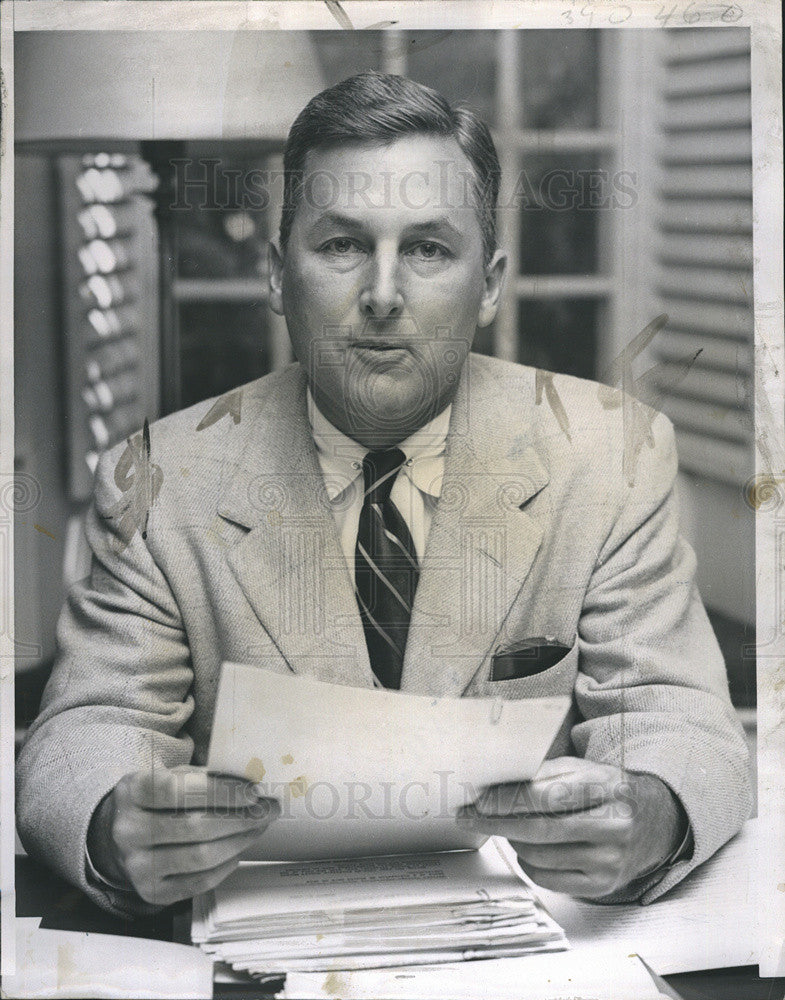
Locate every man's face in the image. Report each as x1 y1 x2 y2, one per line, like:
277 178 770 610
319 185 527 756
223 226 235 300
269 134 506 447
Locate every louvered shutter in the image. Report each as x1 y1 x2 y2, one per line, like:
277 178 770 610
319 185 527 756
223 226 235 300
651 28 753 486
57 153 161 500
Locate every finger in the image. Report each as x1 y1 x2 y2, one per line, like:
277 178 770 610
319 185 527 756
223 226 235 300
134 827 264 880
457 801 633 844
122 768 263 812
134 855 242 907
519 863 623 899
529 757 623 812
163 855 245 899
121 798 281 847
469 762 621 818
512 840 624 874
532 757 619 783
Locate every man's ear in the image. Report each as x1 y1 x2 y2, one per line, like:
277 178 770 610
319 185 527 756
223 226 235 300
268 242 285 316
477 250 507 328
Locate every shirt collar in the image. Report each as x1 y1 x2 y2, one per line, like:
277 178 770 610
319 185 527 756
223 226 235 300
307 389 450 501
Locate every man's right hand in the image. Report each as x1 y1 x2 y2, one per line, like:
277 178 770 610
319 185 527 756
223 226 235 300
87 765 280 906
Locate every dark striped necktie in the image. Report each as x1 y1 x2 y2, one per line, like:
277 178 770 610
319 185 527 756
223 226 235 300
355 449 420 690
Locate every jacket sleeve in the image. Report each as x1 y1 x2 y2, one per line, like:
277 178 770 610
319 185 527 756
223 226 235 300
16 448 194 918
570 411 753 903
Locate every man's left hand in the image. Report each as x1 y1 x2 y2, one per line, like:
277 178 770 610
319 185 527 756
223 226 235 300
457 756 686 899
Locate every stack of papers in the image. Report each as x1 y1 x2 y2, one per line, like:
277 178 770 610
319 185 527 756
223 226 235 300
192 843 568 976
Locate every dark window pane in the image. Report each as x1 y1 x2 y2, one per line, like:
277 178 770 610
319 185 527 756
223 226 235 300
310 31 386 85
168 149 277 409
518 154 601 275
519 31 600 130
517 298 598 380
173 155 271 280
179 303 271 407
310 31 497 122
405 32 497 123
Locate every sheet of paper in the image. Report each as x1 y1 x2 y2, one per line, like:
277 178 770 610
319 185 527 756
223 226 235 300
194 844 541 928
247 943 570 977
282 952 669 1000
2 918 214 1000
207 663 570 860
501 819 762 976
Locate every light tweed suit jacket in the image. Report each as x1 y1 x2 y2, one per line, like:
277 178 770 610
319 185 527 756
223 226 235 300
16 354 752 917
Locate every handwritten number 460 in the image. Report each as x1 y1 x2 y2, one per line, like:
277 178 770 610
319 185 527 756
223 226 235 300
680 3 744 22
562 4 743 25
666 3 743 23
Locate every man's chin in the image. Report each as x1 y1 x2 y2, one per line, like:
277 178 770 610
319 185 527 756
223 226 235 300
348 356 433 399
345 388 446 446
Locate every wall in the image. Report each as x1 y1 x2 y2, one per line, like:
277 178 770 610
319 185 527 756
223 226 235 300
14 155 75 675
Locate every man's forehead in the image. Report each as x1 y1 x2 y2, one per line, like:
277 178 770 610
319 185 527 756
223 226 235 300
302 133 472 168
299 135 480 219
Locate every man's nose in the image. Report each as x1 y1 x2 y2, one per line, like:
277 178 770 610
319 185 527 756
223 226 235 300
359 251 404 318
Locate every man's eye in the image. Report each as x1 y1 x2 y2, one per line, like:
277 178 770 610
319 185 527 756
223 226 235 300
408 241 449 261
321 238 360 255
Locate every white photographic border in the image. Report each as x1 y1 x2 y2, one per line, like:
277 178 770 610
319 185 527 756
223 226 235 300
1 0 782 987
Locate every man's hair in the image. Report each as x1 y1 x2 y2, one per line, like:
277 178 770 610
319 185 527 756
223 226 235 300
280 72 501 265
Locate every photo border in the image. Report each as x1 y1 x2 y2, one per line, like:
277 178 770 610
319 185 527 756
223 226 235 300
1 0 782 986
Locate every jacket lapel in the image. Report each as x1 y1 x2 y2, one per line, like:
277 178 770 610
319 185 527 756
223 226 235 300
217 367 374 688
401 358 549 697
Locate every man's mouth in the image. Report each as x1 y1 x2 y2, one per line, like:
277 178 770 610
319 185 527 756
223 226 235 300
351 341 411 352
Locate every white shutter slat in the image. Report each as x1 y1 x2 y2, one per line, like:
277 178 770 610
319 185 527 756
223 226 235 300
656 233 752 268
663 54 751 96
656 300 752 339
659 164 752 199
661 130 752 165
655 363 750 408
657 330 753 370
658 199 752 234
663 29 750 65
652 30 753 488
656 266 751 304
661 92 751 131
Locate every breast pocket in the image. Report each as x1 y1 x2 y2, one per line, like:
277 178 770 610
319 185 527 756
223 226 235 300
464 638 580 700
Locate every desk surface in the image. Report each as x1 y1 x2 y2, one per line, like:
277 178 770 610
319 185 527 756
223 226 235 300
13 855 785 1000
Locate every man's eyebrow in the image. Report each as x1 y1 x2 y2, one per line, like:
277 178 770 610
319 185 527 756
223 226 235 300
403 218 464 241
307 212 368 235
306 213 466 241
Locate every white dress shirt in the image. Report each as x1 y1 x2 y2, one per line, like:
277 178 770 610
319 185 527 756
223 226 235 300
307 390 450 570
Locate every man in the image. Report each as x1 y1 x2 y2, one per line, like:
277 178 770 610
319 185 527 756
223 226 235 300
17 73 751 918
